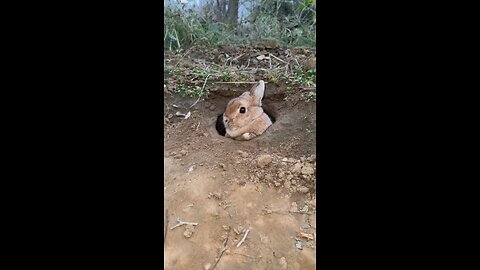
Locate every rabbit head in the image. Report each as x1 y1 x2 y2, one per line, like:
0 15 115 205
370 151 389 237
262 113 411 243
223 80 272 140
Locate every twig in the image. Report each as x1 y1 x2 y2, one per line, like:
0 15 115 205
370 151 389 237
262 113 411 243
232 252 253 258
170 217 199 230
213 81 269 84
245 57 250 69
211 226 231 270
164 209 169 245
189 74 210 109
293 57 302 71
232 53 245 61
269 53 287 64
236 229 250 248
262 209 314 215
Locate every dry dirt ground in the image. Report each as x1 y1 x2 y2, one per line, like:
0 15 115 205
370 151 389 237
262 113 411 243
164 45 316 270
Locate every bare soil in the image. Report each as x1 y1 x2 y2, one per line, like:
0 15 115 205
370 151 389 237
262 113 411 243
164 45 316 270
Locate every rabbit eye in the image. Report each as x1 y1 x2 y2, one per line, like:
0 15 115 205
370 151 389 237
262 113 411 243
239 107 246 113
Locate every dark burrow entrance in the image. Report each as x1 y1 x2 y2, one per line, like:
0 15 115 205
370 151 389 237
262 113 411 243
215 107 277 137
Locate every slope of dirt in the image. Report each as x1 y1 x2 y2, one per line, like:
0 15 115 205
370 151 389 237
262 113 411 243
164 45 316 270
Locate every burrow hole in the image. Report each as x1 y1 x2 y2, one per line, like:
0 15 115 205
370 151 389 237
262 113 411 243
215 107 277 137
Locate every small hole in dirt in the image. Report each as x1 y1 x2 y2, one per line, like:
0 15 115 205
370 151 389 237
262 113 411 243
215 112 276 137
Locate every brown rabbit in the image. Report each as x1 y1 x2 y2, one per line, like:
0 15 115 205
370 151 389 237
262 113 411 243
223 80 272 140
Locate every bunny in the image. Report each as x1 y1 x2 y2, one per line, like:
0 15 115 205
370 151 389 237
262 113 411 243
223 80 272 140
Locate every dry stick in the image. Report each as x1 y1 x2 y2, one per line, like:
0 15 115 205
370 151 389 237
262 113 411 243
170 217 199 230
236 229 250 248
213 81 269 84
263 209 314 215
211 226 231 270
293 57 302 71
232 53 245 62
232 252 253 258
164 209 169 245
189 74 210 109
269 53 288 64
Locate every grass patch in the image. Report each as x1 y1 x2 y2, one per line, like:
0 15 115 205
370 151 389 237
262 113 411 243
175 85 204 98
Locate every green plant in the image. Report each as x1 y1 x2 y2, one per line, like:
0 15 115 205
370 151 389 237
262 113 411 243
175 85 204 97
163 0 316 50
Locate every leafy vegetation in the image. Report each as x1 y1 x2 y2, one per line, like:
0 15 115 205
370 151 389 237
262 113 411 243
164 0 316 50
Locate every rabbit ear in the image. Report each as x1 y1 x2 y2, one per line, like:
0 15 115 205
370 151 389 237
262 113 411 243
249 80 265 106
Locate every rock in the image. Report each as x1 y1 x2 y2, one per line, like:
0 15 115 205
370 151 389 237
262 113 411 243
204 263 212 270
274 181 281 187
209 105 216 111
298 187 309 193
291 163 302 174
265 174 273 181
278 171 285 178
257 154 273 168
290 202 298 212
301 165 315 175
219 163 226 171
223 225 229 231
208 192 223 200
180 150 188 156
279 257 288 269
183 224 195 238
237 150 249 158
284 180 291 189
295 241 303 250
